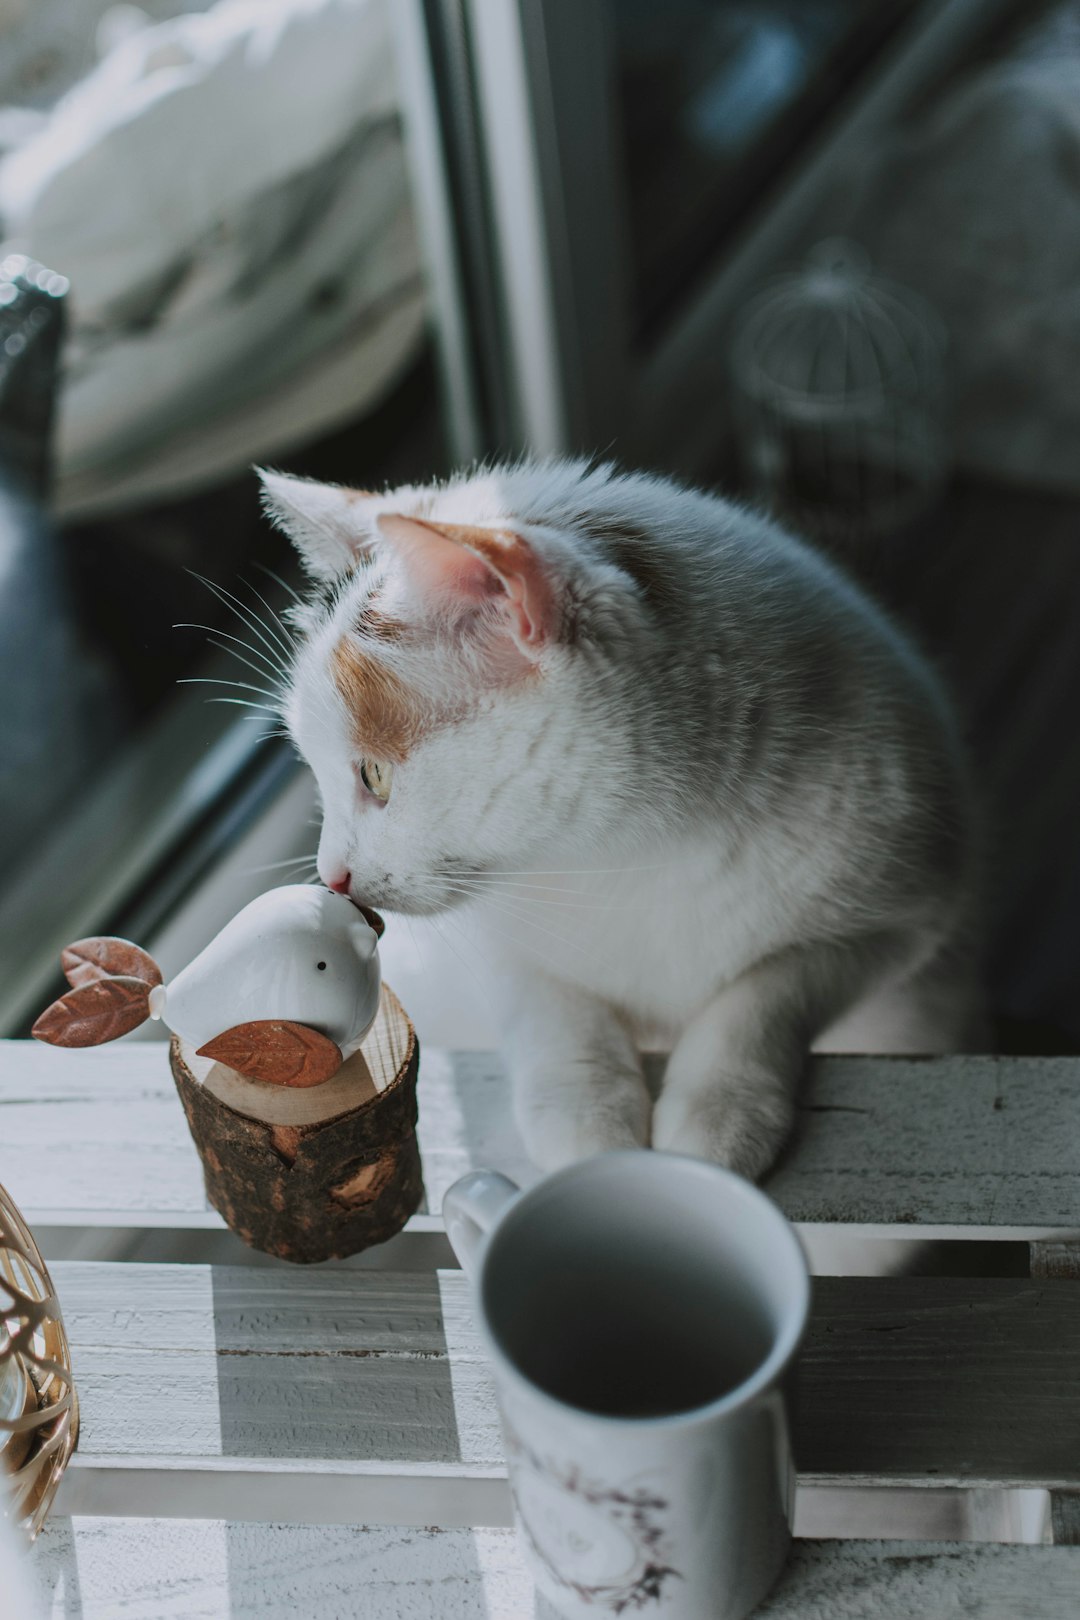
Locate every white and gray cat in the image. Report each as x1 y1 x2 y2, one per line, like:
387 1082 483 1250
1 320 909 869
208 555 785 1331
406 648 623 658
262 458 980 1179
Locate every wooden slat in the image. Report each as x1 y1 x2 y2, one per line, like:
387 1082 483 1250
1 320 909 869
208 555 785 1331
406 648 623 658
5 1042 1080 1241
0 1043 209 1227
51 1262 508 1528
28 1520 1080 1620
49 1264 1080 1524
1031 1241 1080 1279
800 1279 1080 1487
1050 1492 1080 1546
30 1520 531 1620
761 1541 1080 1619
765 1054 1080 1235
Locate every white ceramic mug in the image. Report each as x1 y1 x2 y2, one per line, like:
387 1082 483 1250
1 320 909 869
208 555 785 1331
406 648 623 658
443 1152 809 1620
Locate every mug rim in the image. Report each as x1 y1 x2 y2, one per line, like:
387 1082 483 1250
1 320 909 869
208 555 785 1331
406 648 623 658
475 1150 811 1430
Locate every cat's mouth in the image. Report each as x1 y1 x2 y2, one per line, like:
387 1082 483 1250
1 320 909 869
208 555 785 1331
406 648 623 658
347 880 469 919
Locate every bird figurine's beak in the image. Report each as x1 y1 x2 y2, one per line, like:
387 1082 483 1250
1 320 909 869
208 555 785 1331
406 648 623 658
354 904 385 938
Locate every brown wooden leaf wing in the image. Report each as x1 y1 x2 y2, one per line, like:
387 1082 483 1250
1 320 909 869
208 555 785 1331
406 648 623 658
197 1021 343 1088
32 976 151 1046
61 936 163 989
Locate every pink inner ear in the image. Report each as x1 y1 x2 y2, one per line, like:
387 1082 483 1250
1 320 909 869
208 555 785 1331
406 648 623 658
375 514 555 653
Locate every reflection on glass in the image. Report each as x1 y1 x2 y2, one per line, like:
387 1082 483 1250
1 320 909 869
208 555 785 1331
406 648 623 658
0 0 438 1022
611 0 915 344
730 240 947 544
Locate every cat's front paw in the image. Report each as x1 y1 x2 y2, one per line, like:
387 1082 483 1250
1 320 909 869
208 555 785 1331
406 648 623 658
515 1077 650 1172
651 1087 793 1181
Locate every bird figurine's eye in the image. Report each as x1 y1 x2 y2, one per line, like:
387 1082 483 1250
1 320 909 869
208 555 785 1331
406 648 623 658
359 758 393 804
317 961 327 971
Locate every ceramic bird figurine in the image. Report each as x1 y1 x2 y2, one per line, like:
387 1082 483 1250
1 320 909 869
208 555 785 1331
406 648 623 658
32 886 385 1088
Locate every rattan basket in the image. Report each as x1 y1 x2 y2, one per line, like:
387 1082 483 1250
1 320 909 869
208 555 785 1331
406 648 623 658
0 1180 78 1537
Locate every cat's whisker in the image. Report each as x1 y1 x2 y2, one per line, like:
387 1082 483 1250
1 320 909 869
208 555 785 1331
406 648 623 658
455 873 640 902
254 561 305 607
245 570 301 632
437 904 538 998
426 910 500 1017
174 622 288 683
454 864 679 878
244 576 301 660
247 853 320 874
437 866 643 901
205 642 287 697
440 879 635 914
402 914 436 1003
176 672 279 694
447 903 572 983
450 886 614 976
178 628 286 693
470 889 587 943
220 575 298 664
187 571 296 673
202 696 282 712
177 676 284 705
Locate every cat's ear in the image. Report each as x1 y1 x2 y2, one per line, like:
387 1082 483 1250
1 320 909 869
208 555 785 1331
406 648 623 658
257 469 372 582
375 514 556 656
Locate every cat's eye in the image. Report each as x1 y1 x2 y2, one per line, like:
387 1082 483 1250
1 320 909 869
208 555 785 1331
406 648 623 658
359 758 393 804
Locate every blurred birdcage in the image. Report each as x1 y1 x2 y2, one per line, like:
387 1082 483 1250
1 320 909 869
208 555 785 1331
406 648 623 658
730 240 947 545
0 1180 78 1538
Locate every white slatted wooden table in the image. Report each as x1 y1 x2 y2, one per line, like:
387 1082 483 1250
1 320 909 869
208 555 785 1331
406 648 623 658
5 1039 1080 1616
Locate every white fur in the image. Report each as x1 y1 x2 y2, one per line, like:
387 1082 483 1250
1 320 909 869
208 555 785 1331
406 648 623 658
266 459 980 1179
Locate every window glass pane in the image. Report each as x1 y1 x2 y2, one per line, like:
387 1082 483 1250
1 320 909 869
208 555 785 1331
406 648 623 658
0 0 440 1028
612 0 915 345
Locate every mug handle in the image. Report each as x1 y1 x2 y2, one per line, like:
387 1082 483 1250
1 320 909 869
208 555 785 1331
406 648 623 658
443 1170 520 1277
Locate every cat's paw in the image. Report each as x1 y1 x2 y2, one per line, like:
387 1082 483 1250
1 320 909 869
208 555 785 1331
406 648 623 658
515 1076 650 1171
651 1086 793 1181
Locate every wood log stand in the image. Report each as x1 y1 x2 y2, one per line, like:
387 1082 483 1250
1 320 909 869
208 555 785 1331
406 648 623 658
170 985 422 1263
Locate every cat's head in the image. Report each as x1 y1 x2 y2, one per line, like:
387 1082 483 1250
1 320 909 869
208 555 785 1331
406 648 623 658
262 461 663 914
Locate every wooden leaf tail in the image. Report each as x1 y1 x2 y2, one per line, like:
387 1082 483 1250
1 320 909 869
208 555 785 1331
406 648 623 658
32 976 152 1047
198 1021 343 1088
61 936 163 990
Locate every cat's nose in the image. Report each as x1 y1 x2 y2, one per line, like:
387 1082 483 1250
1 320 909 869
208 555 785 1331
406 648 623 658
324 870 351 896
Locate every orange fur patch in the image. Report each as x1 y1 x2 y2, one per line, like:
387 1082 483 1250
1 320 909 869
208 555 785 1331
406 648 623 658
331 635 427 760
365 612 406 641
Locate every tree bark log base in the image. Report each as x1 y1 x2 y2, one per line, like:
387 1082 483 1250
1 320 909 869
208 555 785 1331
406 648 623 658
169 985 422 1263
